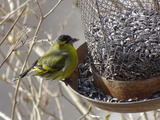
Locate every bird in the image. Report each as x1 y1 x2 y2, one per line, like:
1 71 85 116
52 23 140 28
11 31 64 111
15 35 78 81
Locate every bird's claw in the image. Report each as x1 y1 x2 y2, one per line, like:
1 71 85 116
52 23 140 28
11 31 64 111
62 78 72 86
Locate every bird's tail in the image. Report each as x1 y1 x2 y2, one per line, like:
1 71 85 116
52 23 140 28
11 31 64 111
13 59 39 82
12 68 32 82
20 68 33 78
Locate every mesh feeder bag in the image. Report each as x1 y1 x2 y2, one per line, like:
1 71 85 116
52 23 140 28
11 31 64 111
78 0 160 99
78 0 160 81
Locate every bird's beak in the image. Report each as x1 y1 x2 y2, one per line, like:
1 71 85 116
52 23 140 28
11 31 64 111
71 38 79 43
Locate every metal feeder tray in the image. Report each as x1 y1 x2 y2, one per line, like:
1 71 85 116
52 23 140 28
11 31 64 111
68 42 160 113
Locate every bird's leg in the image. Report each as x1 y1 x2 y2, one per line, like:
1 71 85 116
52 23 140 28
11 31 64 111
61 78 72 86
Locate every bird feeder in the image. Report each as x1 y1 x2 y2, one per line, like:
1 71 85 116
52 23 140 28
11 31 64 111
69 0 160 112
69 42 160 113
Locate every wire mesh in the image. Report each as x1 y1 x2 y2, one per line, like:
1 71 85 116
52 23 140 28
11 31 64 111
78 0 160 81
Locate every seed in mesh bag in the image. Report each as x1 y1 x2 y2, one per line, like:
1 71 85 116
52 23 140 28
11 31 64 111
77 58 160 103
87 8 160 81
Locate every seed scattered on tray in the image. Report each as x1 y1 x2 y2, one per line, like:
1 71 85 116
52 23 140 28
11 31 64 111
77 56 160 102
87 8 160 81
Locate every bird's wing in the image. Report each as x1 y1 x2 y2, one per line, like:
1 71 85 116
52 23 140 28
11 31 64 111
19 59 39 78
33 51 68 75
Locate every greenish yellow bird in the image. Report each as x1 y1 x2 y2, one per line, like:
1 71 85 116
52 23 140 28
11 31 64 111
17 35 78 81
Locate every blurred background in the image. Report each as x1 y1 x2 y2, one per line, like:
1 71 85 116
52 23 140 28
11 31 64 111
0 0 159 120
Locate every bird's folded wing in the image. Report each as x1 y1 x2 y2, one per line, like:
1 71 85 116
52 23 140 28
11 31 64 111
33 51 68 75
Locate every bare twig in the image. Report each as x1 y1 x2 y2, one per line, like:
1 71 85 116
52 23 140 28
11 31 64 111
128 113 134 120
0 0 31 25
0 7 8 15
43 0 63 19
59 82 96 120
120 114 126 120
153 110 158 120
140 112 148 120
0 112 11 120
36 0 44 17
37 78 44 106
55 97 63 120
61 89 86 117
0 49 15 71
0 5 27 45
77 105 92 120
38 106 60 120
15 108 22 120
11 1 64 119
60 82 97 120
0 26 28 68
11 10 42 120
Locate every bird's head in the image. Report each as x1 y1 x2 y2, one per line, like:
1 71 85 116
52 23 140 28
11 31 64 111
57 35 78 45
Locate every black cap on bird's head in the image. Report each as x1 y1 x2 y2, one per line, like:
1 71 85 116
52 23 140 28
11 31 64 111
57 35 78 44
